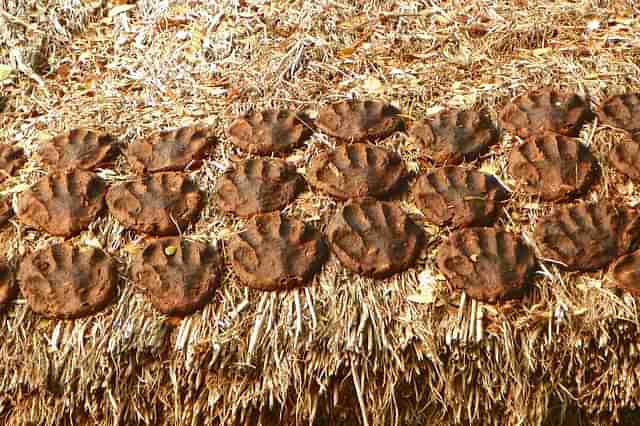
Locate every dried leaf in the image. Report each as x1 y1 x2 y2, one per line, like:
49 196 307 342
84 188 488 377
407 293 435 304
337 15 369 30
362 76 384 94
34 130 55 141
108 4 136 17
123 242 142 256
337 47 356 58
479 161 499 175
532 47 552 56
0 64 12 81
83 237 103 249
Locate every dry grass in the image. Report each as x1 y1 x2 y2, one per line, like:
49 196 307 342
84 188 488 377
1 0 640 425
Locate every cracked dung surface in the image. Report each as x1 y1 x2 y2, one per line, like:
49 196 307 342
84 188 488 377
17 242 117 319
306 142 404 199
215 157 303 217
38 128 117 171
315 100 402 141
534 201 640 271
410 109 498 165
127 126 215 174
436 226 537 303
507 133 597 201
106 172 203 236
228 212 327 290
499 87 593 138
16 170 107 237
327 199 423 278
228 110 312 155
413 166 508 228
131 237 221 315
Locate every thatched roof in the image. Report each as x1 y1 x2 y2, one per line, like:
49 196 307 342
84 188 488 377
1 1 640 425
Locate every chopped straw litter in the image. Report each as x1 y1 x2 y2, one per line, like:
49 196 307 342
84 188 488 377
1 0 640 425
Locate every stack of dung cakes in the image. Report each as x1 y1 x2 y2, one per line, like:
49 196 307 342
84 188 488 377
109 126 214 236
600 94 640 180
18 128 113 237
15 128 119 318
596 93 640 292
0 137 27 311
223 107 325 290
312 100 424 278
117 125 222 316
408 102 535 303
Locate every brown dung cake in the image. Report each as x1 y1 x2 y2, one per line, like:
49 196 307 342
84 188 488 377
0 197 13 228
0 144 25 182
106 172 203 235
16 170 107 237
327 199 423 277
17 242 117 319
507 133 597 201
228 212 327 290
228 109 312 155
436 227 537 303
127 126 215 174
130 237 221 315
315 100 402 141
534 202 640 271
413 166 508 228
306 143 404 199
38 128 116 171
499 87 593 138
410 109 498 165
0 258 16 311
215 158 303 217
609 134 640 181
597 93 640 132
608 250 640 296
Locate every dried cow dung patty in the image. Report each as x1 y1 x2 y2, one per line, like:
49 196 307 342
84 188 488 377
306 143 404 199
499 87 592 138
0 258 16 311
215 158 303 217
507 133 597 201
327 199 423 277
413 167 508 228
609 134 640 181
17 242 117 319
315 100 402 141
0 198 13 228
410 109 498 165
130 237 221 315
106 172 203 236
228 110 312 155
534 202 640 271
0 144 25 182
38 128 116 171
436 227 537 303
597 93 640 132
127 126 215 174
608 250 640 295
228 213 327 290
16 170 107 237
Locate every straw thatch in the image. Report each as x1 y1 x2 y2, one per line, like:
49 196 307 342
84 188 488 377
1 0 640 425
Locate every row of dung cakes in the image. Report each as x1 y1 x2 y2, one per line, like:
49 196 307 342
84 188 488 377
0 90 639 319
